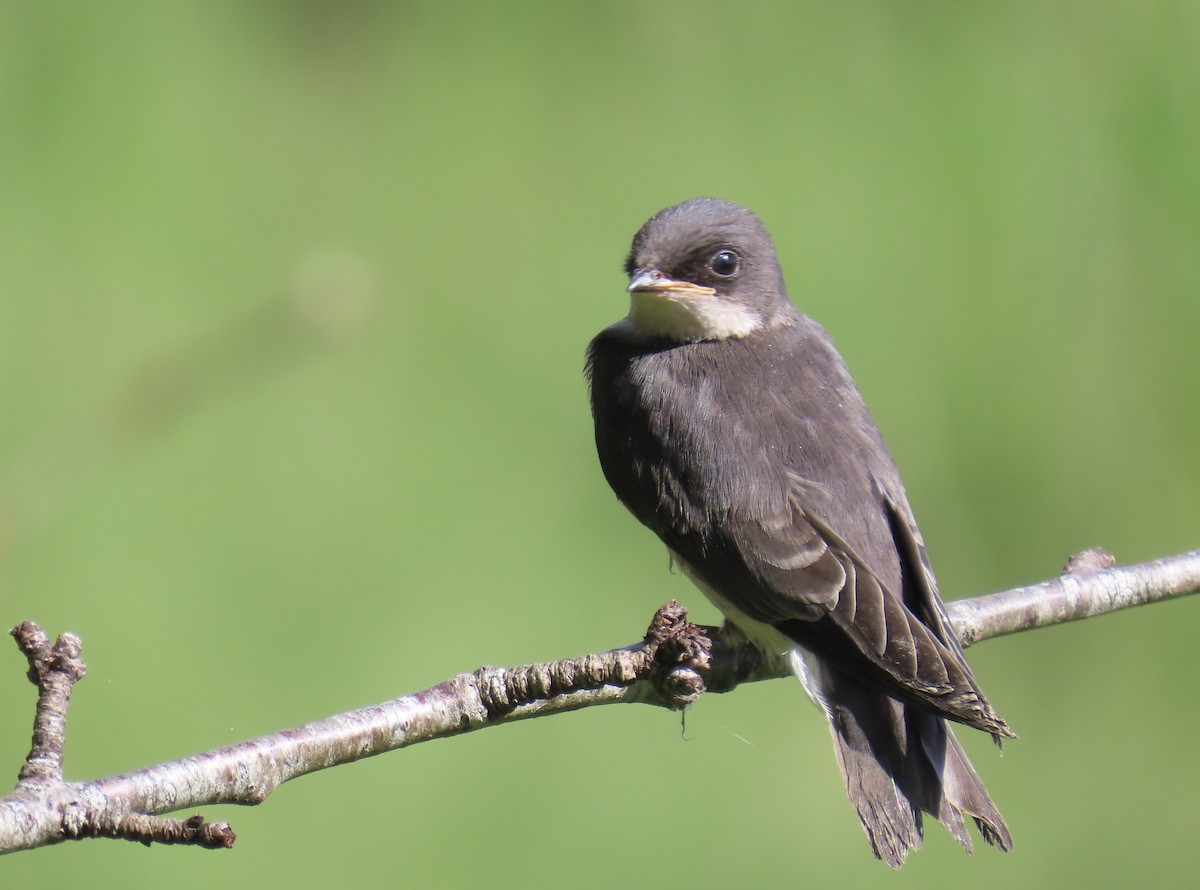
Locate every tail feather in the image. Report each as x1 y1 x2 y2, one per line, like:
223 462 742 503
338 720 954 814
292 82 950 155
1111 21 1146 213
821 670 1010 868
923 717 1013 851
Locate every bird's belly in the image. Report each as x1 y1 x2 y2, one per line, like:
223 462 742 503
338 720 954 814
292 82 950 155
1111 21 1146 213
670 550 831 713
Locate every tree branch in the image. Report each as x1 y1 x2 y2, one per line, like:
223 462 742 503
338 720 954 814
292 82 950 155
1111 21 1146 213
947 547 1199 646
2 548 1198 855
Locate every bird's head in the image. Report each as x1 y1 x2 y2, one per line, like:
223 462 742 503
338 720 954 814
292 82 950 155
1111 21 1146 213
622 197 792 342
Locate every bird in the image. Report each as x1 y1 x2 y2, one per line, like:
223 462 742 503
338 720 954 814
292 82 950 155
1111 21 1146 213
585 197 1013 868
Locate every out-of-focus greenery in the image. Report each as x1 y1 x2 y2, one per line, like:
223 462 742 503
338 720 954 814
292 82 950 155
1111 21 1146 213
2 2 1197 886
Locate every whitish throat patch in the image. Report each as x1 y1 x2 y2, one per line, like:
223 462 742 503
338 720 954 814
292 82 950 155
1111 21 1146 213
624 288 764 342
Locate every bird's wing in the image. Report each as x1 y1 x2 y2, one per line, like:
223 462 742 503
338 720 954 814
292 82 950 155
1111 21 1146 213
872 475 971 667
705 471 1012 737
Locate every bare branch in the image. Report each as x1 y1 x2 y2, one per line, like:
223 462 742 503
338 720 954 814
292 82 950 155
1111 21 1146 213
11 622 86 784
947 548 1200 647
2 548 1198 855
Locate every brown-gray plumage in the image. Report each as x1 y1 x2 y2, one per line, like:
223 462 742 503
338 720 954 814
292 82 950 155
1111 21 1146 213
586 197 1012 868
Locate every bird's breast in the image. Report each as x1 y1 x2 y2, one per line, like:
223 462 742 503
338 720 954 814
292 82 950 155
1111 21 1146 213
589 335 798 537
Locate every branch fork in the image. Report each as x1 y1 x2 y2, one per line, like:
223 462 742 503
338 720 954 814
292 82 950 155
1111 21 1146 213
7 622 235 850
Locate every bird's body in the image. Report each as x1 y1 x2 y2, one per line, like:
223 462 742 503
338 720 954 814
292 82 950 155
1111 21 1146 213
586 198 1012 867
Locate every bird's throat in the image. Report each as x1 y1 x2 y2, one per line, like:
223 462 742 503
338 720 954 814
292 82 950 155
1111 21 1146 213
626 290 764 342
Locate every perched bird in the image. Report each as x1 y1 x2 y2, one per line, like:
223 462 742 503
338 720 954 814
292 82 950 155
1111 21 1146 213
586 198 1013 868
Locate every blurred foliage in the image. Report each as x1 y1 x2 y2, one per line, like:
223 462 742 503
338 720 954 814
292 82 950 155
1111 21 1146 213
1 1 1197 887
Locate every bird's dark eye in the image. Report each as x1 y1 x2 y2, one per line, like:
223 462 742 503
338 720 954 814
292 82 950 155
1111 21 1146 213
709 249 739 277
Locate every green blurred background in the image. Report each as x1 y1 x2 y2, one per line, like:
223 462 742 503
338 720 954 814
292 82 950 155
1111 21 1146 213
2 2 1198 886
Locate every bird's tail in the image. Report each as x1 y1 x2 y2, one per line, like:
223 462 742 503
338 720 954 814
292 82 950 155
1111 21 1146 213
821 671 1012 868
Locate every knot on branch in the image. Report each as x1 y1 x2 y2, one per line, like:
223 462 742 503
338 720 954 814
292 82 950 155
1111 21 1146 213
11 622 87 688
642 600 713 710
1063 547 1116 575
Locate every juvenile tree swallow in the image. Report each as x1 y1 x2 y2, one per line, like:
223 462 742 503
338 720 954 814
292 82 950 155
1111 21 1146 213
586 197 1012 867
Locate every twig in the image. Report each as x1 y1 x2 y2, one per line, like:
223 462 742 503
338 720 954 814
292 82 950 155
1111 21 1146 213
2 548 1198 855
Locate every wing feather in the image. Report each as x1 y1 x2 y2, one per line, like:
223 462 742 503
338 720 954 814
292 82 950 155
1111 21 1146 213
710 474 1011 736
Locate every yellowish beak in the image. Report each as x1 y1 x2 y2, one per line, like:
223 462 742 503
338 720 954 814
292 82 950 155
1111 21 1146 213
627 270 716 298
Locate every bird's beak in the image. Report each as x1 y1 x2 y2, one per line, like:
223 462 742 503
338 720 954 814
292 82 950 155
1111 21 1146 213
627 270 716 298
